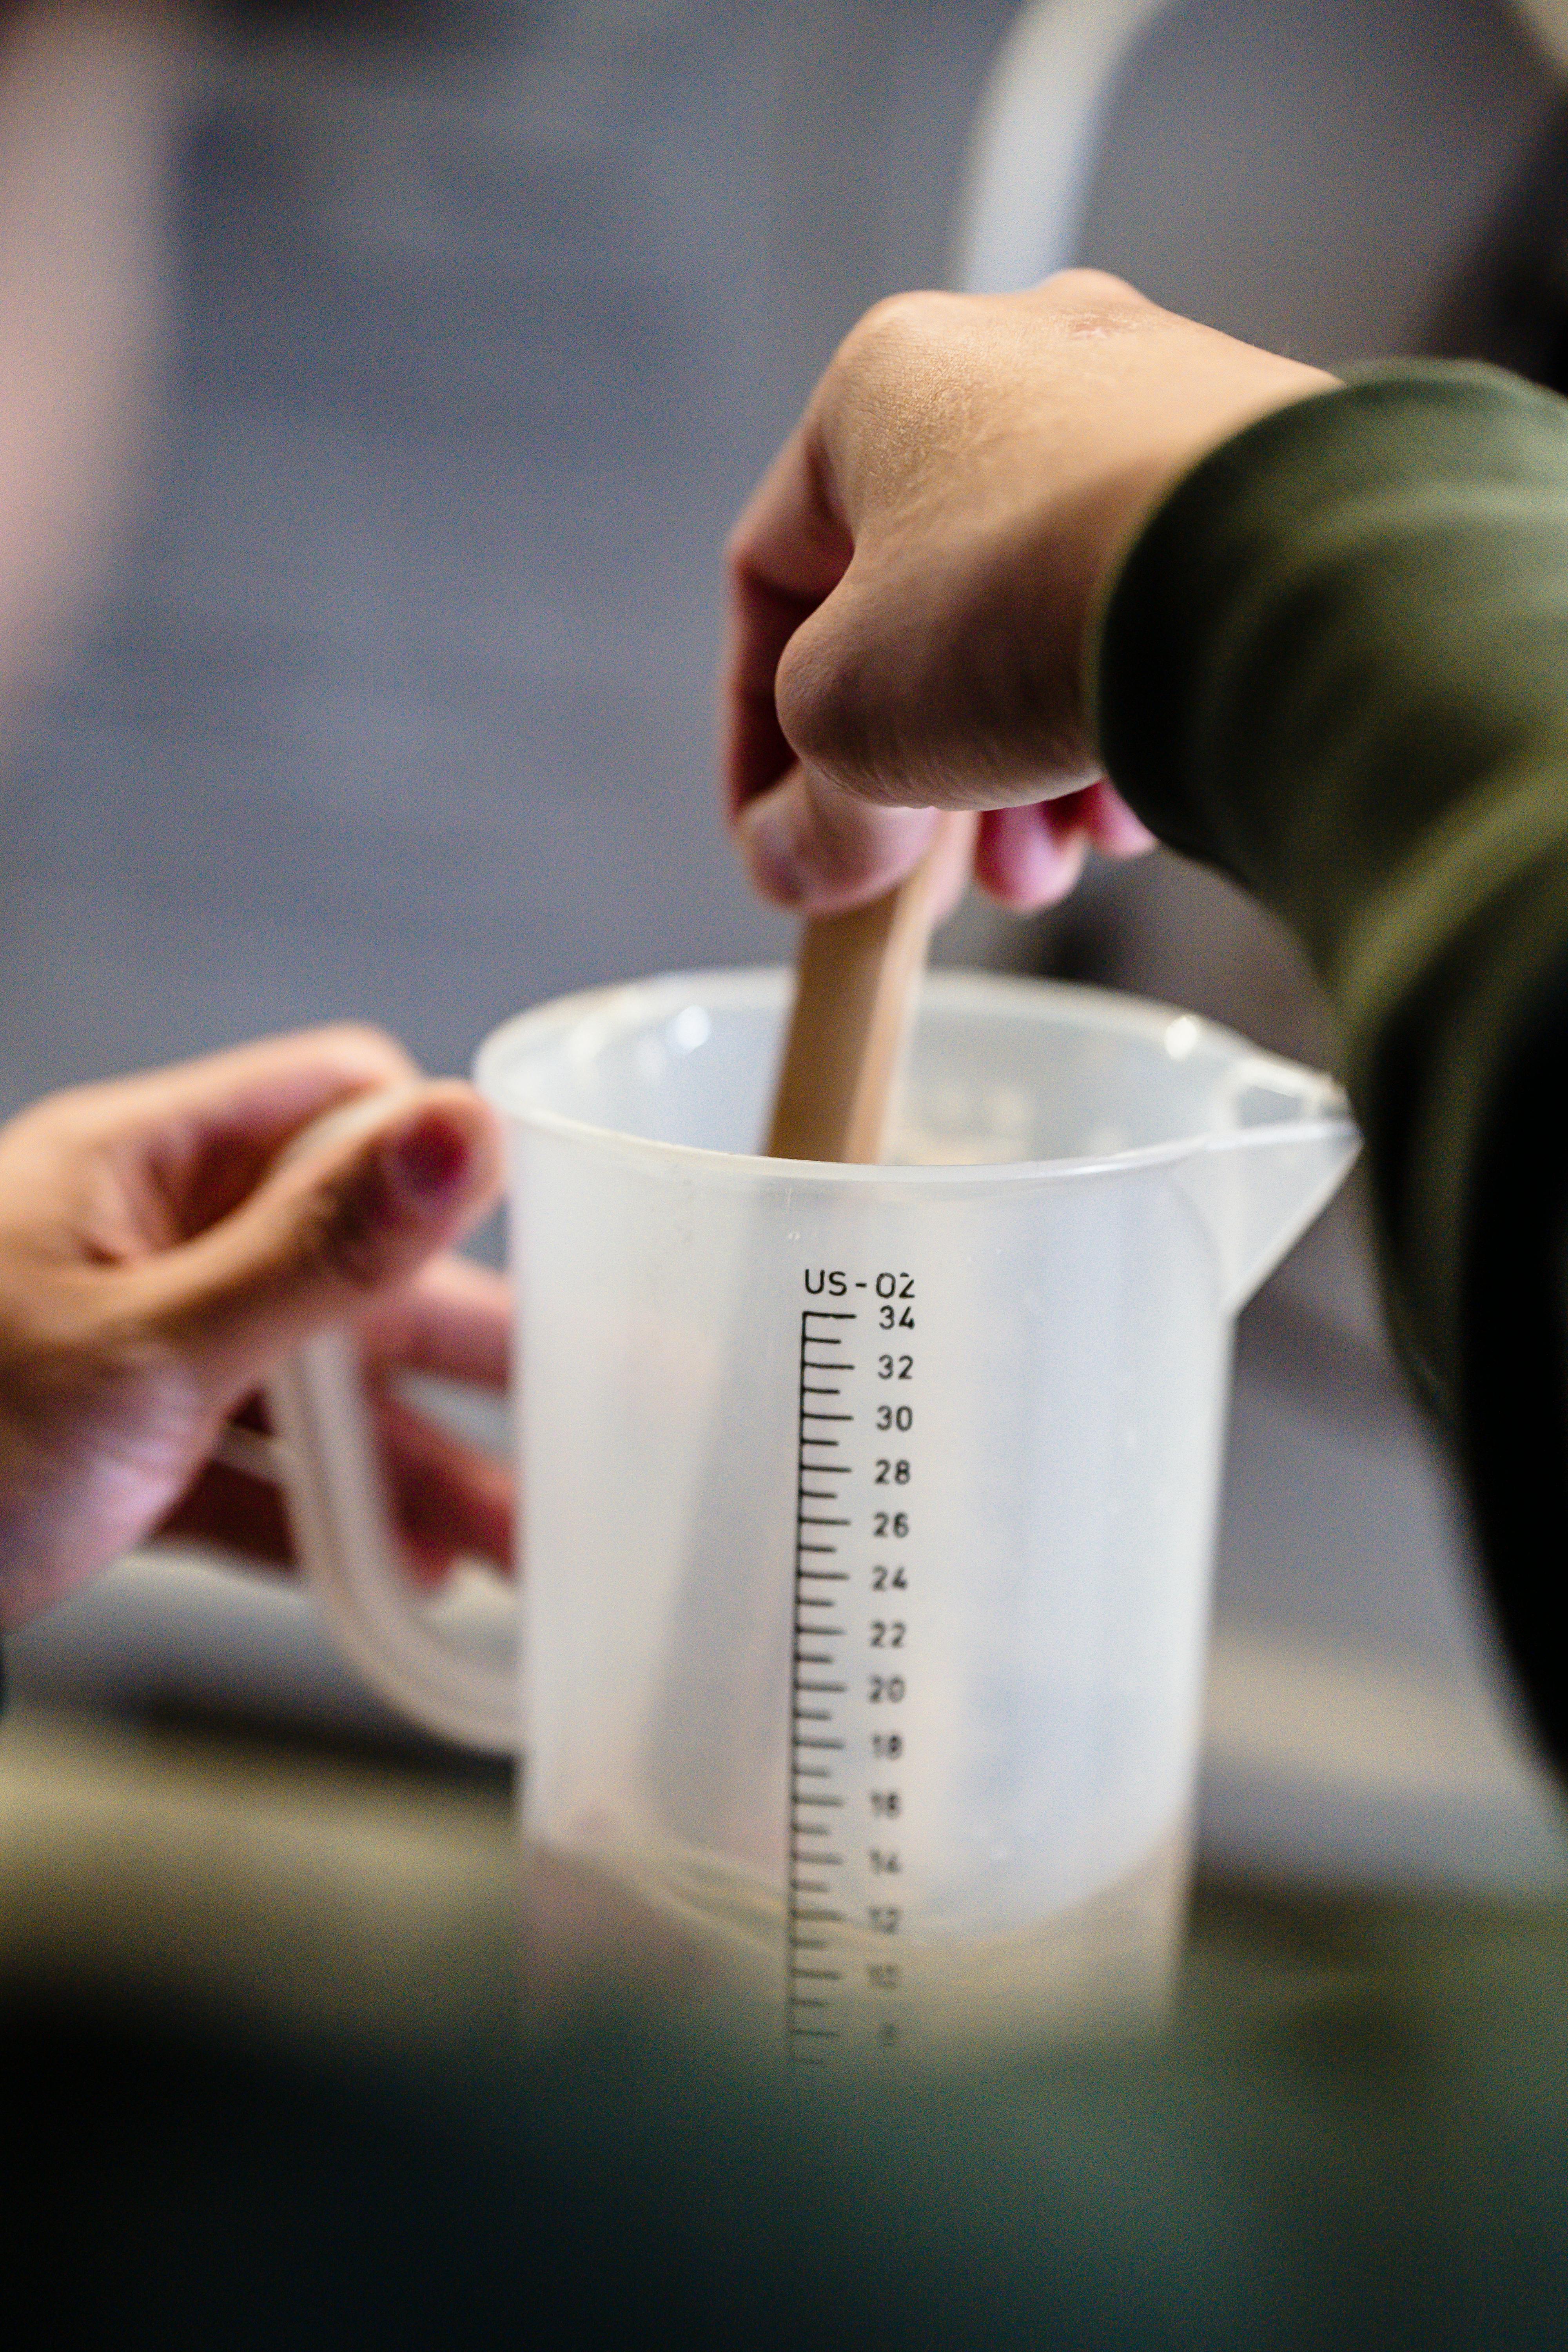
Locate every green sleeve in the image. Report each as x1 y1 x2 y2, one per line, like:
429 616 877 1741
1093 363 1568 1773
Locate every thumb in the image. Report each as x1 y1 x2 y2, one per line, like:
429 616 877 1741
135 1080 503 1404
735 762 940 913
735 566 946 913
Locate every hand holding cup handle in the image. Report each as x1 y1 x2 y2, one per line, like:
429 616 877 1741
266 1088 519 1753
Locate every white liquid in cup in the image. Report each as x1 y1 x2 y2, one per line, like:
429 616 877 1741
531 1827 1191 2062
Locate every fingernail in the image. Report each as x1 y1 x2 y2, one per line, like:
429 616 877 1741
386 1107 472 1205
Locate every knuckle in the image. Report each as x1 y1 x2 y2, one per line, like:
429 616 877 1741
773 620 830 750
775 590 860 728
776 603 906 809
1033 267 1147 327
775 637 866 793
1040 265 1130 300
838 288 956 379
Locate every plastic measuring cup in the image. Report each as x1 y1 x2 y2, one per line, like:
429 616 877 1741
274 968 1356 2062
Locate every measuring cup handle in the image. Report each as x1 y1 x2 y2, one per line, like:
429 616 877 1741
267 1328 519 1753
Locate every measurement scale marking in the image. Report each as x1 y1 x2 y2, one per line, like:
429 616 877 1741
790 1308 866 2069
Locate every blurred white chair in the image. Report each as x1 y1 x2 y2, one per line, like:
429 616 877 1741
954 0 1559 354
954 0 1178 293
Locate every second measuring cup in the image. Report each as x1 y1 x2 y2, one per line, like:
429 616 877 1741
276 969 1356 2062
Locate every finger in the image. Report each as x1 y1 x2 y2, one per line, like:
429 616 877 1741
724 424 854 822
132 1081 503 1407
974 803 1089 909
31 1024 419 1153
358 1254 510 1390
158 1387 514 1580
1080 776 1157 858
15 1025 424 1248
733 760 940 914
156 1454 294 1566
374 1388 513 1582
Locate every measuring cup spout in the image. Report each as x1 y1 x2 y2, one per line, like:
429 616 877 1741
1173 1089 1360 1316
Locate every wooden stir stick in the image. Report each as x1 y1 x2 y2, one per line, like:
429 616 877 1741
764 812 979 1163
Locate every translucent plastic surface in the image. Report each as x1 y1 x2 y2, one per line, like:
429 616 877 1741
473 970 1356 2062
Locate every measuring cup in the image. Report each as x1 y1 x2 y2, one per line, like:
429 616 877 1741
273 968 1356 2061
